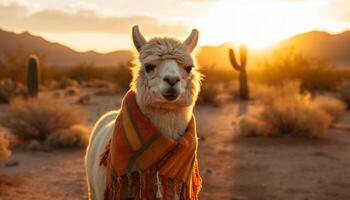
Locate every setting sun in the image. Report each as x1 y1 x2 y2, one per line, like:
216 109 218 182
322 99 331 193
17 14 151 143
195 0 329 48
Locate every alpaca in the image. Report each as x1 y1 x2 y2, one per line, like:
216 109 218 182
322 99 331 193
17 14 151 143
85 25 202 200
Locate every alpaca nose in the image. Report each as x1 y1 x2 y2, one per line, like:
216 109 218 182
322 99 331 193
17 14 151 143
163 76 180 86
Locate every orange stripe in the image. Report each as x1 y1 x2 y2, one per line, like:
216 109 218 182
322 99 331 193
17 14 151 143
135 136 175 170
162 142 196 179
111 125 133 174
177 156 195 181
122 108 142 151
159 139 189 175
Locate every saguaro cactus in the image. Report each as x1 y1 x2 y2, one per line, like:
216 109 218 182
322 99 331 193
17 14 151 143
229 44 249 100
27 55 40 97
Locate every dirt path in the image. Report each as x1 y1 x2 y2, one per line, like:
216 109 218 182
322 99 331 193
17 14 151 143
0 150 87 200
1 100 350 200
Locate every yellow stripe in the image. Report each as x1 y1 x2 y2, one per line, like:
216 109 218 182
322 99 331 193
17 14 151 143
122 109 142 151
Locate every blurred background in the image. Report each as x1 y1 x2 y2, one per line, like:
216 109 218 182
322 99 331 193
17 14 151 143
0 0 350 199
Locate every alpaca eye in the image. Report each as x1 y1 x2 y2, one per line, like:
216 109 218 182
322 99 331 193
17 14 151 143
184 65 193 73
144 63 156 73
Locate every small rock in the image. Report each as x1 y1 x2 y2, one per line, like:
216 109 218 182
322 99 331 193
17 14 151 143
206 169 212 174
232 195 248 200
77 93 94 105
5 160 19 167
232 196 248 200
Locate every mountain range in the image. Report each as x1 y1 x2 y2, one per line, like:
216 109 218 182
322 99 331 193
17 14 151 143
0 28 349 68
197 31 350 69
0 29 133 67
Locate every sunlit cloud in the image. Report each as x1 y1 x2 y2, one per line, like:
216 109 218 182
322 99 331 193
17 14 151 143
1 0 350 52
0 1 191 36
194 0 350 48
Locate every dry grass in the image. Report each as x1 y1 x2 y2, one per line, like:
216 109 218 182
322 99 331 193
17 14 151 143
236 115 271 137
337 80 350 108
0 97 86 145
46 125 90 148
54 78 79 90
81 80 115 89
237 82 337 137
313 96 346 121
94 85 119 96
197 66 235 106
0 135 11 168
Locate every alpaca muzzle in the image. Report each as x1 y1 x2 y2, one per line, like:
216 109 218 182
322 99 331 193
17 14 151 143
162 88 179 101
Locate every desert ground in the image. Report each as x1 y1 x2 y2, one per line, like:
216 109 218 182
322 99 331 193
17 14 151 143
0 90 350 200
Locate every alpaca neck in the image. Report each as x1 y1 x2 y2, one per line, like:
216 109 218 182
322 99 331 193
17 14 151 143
137 101 193 140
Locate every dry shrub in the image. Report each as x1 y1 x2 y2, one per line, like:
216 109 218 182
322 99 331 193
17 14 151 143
0 135 11 168
313 96 346 121
237 82 333 137
225 81 240 100
51 90 65 98
236 115 271 137
46 125 90 148
43 80 58 90
65 86 80 96
197 66 231 106
0 79 26 103
77 93 94 105
0 97 86 143
255 47 349 91
197 82 224 106
54 78 78 89
337 80 350 108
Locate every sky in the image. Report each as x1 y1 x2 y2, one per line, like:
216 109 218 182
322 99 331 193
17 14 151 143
1 0 350 52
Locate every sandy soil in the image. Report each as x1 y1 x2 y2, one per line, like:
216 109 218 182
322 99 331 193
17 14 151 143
1 93 350 200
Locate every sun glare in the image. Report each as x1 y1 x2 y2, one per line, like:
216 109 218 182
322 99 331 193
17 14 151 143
195 0 326 49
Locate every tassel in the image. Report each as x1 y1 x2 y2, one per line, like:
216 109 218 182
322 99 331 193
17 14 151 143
127 173 132 198
178 183 184 200
162 177 168 200
116 176 122 200
139 171 146 200
156 171 163 199
174 182 179 200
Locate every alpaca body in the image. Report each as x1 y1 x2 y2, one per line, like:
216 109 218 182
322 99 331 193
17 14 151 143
86 25 201 200
86 111 118 200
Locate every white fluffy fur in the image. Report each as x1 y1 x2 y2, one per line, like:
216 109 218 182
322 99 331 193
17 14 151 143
85 26 201 200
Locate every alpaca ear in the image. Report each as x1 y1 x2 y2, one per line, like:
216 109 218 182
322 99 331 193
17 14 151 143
132 25 147 52
183 29 199 52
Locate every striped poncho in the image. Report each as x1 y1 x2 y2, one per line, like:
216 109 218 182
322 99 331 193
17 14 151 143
100 90 202 200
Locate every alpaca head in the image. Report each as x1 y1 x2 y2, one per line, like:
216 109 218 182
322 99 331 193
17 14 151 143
131 25 201 110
